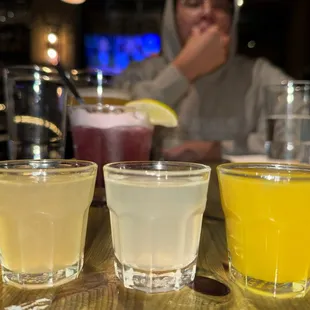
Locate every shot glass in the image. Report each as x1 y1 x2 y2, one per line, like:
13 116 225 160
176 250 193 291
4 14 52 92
104 161 211 293
0 160 97 289
217 162 310 298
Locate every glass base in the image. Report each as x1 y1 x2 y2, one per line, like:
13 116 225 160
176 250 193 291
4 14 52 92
114 257 196 293
1 257 83 289
230 264 310 298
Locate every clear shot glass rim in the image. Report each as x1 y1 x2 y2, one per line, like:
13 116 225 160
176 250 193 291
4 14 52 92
217 162 310 181
104 161 211 178
0 159 98 175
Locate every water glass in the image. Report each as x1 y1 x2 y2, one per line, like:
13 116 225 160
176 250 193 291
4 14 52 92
265 81 310 161
0 160 97 289
104 161 210 293
3 66 68 160
218 162 310 298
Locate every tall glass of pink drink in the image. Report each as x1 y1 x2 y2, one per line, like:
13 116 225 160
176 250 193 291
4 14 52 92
69 105 153 188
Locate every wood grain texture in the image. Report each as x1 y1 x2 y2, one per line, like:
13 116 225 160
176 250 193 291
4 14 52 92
1 193 310 308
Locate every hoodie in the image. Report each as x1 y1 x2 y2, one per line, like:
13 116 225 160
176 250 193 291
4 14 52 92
112 0 290 155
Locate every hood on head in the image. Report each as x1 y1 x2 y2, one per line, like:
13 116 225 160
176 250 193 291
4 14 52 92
161 0 240 63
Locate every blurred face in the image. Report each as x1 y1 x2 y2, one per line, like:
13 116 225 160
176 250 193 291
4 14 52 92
176 0 232 44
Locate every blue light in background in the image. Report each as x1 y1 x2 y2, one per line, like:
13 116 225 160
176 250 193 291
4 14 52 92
84 34 161 76
141 33 161 56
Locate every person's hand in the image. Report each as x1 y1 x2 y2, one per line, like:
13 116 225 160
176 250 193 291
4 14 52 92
162 141 222 162
173 25 230 82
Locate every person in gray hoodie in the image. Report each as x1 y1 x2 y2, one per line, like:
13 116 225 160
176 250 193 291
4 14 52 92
113 0 290 162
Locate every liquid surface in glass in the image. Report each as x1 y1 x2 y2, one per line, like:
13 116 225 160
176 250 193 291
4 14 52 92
105 176 209 271
67 88 130 106
220 168 310 284
0 173 94 274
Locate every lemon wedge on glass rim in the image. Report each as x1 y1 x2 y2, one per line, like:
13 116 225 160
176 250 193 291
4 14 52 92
125 99 178 128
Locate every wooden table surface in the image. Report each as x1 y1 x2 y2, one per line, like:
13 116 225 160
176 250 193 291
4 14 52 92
1 209 310 310
2 169 310 309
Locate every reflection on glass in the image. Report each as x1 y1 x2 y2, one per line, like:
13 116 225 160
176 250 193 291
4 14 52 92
68 69 130 106
4 65 68 160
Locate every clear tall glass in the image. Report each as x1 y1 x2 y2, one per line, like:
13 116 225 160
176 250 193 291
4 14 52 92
69 105 153 188
0 160 97 289
265 81 310 161
104 161 211 293
218 162 310 298
3 66 68 160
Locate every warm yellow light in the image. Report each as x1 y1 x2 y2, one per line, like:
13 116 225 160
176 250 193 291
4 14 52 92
47 48 58 59
47 33 58 44
237 0 244 6
247 40 256 49
61 0 86 4
14 116 62 137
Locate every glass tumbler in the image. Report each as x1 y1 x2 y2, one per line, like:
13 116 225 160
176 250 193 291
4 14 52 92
218 162 310 298
4 65 68 160
104 161 211 293
0 159 97 289
265 81 310 161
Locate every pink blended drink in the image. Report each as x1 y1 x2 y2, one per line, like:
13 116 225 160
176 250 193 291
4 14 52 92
69 105 153 187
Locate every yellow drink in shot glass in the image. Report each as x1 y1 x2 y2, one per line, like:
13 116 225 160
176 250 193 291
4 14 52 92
0 160 97 289
217 163 310 298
